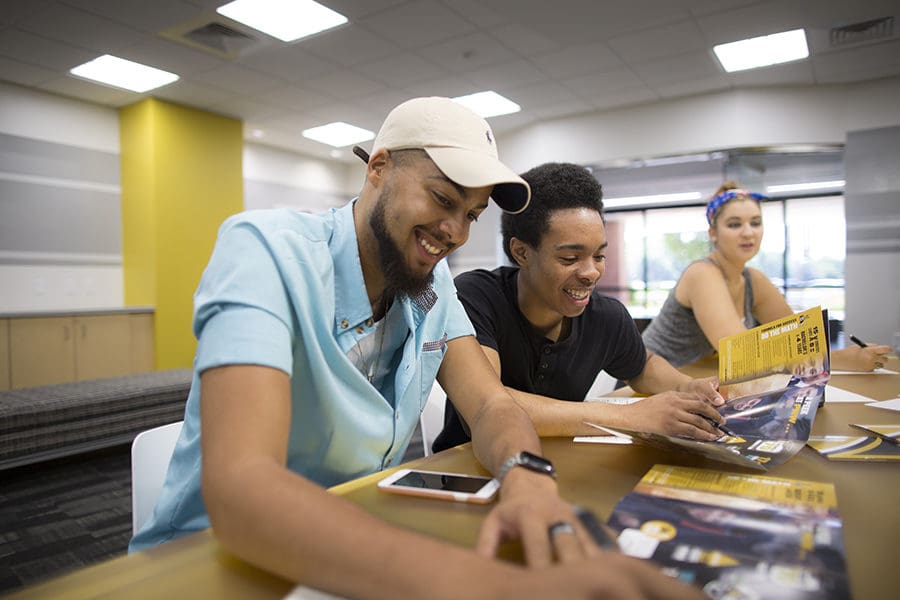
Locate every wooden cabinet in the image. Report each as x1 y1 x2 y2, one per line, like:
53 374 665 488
10 317 76 388
5 310 155 389
74 314 132 381
0 319 9 391
130 313 155 373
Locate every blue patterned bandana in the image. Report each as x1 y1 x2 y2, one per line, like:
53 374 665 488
706 189 768 225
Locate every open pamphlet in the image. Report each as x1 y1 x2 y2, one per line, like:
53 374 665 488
806 435 900 461
807 424 900 461
586 307 830 470
607 464 851 599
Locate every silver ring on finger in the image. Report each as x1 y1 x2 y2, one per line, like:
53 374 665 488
548 521 575 538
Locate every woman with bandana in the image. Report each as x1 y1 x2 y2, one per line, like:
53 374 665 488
642 181 890 371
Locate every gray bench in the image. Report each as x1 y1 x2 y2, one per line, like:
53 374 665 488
0 369 192 471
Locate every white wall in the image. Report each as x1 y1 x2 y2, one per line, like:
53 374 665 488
497 77 900 171
243 143 359 212
0 82 123 313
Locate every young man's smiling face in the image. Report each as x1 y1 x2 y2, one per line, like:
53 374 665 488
371 150 490 297
516 207 607 321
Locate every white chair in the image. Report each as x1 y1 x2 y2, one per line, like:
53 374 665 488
419 382 447 457
131 420 183 534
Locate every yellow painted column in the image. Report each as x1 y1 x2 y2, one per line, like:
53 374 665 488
120 99 243 369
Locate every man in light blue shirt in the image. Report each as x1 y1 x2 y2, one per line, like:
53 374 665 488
129 97 702 600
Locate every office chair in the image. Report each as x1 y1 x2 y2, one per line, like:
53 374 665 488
131 420 183 534
419 382 446 457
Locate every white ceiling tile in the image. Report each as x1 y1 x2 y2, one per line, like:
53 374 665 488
0 56 57 86
400 75 481 99
64 0 204 34
237 45 338 83
152 79 237 108
0 28 95 70
0 0 897 158
655 75 732 99
465 59 548 91
812 39 900 82
263 84 333 112
300 24 400 67
191 63 285 95
485 110 535 134
303 69 386 98
357 52 445 87
358 0 475 49
117 35 224 76
17 4 142 53
695 2 808 45
419 32 516 72
37 74 140 106
441 0 509 28
528 99 593 120
631 51 722 86
317 0 410 20
726 59 816 86
307 101 377 129
588 87 659 112
207 96 283 121
491 23 562 56
0 0 55 25
504 80 582 109
531 42 624 79
609 20 709 63
562 68 646 99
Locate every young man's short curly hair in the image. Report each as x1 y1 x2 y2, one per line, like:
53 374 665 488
501 162 603 263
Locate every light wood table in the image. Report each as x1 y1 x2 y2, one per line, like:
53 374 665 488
10 358 899 599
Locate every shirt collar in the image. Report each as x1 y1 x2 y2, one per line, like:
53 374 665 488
330 200 440 332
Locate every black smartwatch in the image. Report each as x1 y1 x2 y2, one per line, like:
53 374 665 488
497 451 556 483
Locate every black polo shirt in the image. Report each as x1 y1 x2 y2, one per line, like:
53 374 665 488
433 266 646 452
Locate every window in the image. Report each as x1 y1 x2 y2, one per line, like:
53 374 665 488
599 195 846 320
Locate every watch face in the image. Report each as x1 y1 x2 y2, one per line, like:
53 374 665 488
521 451 554 474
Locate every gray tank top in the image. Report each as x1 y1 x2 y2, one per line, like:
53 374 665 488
642 258 757 367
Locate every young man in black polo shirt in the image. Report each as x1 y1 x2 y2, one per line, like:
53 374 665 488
434 162 726 453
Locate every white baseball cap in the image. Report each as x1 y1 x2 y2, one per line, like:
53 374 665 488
354 97 530 214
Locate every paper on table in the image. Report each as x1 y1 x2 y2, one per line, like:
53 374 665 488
823 384 876 403
576 398 639 443
284 586 347 600
866 398 900 412
574 435 633 444
830 368 898 375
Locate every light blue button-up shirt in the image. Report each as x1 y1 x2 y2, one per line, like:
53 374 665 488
130 202 474 551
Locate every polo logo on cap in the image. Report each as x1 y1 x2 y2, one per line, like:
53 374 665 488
485 130 492 144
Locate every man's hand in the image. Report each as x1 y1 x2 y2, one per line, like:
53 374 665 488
475 468 608 568
503 552 708 599
623 392 724 440
676 376 723 406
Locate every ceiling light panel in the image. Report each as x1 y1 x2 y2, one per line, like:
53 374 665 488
302 122 374 147
217 0 348 43
452 91 520 118
69 55 179 93
714 29 809 73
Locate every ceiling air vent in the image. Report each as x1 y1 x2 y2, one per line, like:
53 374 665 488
184 22 256 55
160 14 273 60
829 16 894 47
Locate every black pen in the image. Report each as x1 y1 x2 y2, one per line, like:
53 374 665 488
574 507 619 550
849 335 868 348
702 415 738 438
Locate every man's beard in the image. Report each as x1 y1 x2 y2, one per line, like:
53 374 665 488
370 187 434 299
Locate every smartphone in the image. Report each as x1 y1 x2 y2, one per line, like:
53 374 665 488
377 469 500 504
